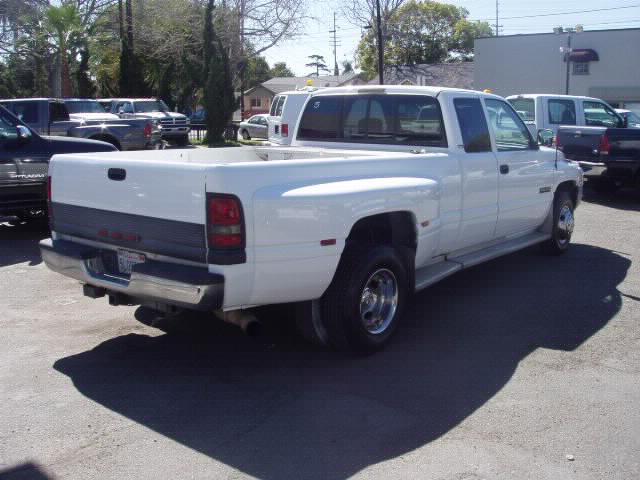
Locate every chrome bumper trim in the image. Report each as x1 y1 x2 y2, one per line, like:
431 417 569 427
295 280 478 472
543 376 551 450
39 238 223 310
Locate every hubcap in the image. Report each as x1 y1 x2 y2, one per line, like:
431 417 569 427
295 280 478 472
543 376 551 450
557 204 575 245
359 268 399 335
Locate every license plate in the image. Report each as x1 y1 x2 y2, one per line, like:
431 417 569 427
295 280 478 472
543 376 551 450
117 249 145 275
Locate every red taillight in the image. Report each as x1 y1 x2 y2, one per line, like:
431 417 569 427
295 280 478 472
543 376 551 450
144 122 152 139
207 194 244 249
599 134 610 155
281 123 289 137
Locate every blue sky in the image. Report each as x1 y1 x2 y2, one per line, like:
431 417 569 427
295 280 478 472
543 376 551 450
262 0 640 76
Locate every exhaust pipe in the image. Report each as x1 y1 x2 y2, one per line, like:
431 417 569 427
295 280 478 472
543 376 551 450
215 309 262 336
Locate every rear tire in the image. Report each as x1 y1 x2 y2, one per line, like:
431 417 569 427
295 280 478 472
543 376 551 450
542 190 575 255
321 244 409 353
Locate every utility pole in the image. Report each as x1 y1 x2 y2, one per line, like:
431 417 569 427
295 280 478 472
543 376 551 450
239 0 245 120
375 0 384 84
495 0 499 36
565 33 572 95
330 13 339 76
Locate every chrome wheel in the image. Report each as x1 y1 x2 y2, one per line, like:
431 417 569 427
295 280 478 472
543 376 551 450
557 204 575 246
359 268 398 335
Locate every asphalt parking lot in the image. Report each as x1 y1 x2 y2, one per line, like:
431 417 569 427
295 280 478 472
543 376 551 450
1 186 639 480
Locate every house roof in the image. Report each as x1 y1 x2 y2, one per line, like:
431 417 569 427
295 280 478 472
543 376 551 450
373 63 474 90
259 72 361 94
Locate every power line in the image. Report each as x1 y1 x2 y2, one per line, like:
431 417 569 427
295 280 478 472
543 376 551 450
473 3 640 21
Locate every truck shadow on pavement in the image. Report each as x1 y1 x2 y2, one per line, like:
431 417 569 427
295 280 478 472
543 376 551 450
582 184 640 212
53 243 629 480
0 221 48 268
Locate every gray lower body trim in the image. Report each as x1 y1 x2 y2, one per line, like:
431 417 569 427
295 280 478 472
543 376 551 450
51 202 206 262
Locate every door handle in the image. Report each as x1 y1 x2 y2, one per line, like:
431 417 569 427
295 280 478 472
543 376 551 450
500 164 509 174
108 168 126 181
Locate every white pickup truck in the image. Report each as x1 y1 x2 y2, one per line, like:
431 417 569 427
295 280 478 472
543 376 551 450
40 86 583 352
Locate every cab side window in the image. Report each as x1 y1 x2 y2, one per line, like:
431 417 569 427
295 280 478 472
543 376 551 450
453 97 491 153
583 101 624 128
485 98 533 151
548 99 576 125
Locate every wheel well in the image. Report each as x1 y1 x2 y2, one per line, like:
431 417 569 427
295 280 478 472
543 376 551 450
556 180 578 205
89 134 121 150
346 212 417 251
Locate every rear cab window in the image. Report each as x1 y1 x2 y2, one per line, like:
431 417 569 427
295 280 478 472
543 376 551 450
297 94 447 147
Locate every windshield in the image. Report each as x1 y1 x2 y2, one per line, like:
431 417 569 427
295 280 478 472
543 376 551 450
65 100 108 114
134 100 168 113
508 98 535 122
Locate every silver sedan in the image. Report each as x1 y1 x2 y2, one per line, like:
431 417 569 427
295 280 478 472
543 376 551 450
239 114 269 140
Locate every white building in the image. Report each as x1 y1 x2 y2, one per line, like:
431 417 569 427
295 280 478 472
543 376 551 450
474 28 640 114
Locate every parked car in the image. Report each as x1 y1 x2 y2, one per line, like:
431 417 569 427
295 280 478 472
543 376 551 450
267 88 317 145
557 125 640 192
238 114 269 140
64 99 121 122
506 94 628 138
104 98 190 146
0 98 162 151
189 109 206 124
0 105 116 222
40 86 582 353
615 109 640 129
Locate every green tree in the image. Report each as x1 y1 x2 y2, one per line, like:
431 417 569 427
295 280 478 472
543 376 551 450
270 62 294 77
305 54 329 77
245 56 271 88
203 0 236 145
341 59 354 75
44 4 82 97
356 0 492 78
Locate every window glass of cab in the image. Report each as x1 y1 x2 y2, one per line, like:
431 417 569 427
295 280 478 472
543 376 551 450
484 98 533 151
453 97 491 153
275 96 286 116
49 102 68 122
8 102 39 124
583 101 624 128
269 96 280 116
0 107 19 142
297 96 342 139
298 94 446 146
548 99 576 125
508 98 535 122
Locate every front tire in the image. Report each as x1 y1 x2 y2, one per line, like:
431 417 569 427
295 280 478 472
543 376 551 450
241 129 250 140
175 135 189 147
543 190 575 255
321 244 409 353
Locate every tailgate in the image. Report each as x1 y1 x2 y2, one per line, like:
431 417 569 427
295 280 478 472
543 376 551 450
49 152 209 262
558 127 603 161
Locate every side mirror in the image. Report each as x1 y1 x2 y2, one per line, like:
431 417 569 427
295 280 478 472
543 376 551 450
537 129 555 147
16 125 32 143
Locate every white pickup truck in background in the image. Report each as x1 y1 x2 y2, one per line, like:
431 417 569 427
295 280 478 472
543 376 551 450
40 86 583 352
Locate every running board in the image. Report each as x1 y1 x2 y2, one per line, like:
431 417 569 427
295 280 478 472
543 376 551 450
414 232 550 292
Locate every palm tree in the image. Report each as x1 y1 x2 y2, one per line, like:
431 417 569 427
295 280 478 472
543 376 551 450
44 4 82 97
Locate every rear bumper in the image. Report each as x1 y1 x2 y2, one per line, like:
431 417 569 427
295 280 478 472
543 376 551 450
39 238 223 310
578 161 607 178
